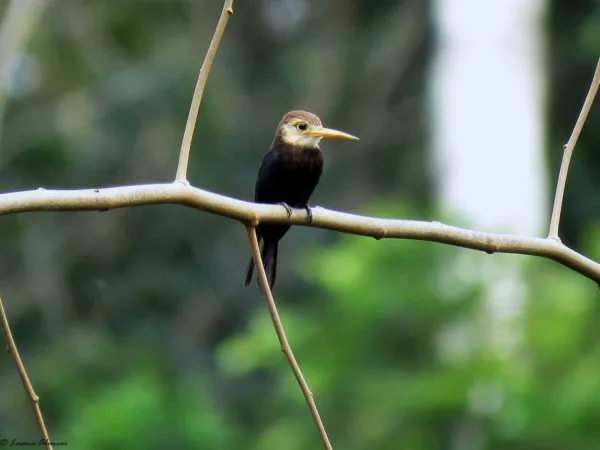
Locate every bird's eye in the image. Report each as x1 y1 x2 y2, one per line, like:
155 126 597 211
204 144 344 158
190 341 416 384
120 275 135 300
296 122 308 132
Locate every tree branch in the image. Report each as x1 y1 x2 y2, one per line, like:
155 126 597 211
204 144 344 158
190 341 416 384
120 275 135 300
0 183 598 283
548 57 600 240
0 295 52 449
175 0 234 182
246 226 332 450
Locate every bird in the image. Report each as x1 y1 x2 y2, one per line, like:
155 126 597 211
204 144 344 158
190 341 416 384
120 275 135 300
245 110 359 290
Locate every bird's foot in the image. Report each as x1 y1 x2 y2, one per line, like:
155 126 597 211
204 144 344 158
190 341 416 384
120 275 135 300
304 205 313 223
277 202 293 218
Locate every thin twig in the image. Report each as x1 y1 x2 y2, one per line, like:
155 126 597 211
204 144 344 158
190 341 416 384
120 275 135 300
548 57 600 240
0 295 52 450
0 183 598 282
175 0 234 182
245 226 333 450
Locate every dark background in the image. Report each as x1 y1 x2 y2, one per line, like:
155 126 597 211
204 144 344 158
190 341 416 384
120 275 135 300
0 0 599 448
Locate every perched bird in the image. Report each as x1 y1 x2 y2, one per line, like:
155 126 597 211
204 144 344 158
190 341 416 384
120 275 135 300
245 110 359 289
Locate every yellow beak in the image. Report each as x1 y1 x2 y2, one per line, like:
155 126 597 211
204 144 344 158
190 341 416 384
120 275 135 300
308 127 359 140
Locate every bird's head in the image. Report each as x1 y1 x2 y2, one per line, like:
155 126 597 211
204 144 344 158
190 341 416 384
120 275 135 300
274 110 359 149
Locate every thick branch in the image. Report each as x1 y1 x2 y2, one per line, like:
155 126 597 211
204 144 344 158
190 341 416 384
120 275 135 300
0 182 598 283
246 227 332 450
0 295 52 449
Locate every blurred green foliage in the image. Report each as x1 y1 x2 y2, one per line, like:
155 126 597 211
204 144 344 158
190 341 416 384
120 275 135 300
0 0 599 449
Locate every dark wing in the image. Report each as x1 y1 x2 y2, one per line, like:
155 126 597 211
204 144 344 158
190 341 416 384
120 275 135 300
254 149 283 204
253 149 291 252
253 146 323 245
254 147 323 206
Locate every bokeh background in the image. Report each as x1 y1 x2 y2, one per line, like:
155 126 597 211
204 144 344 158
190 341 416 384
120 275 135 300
0 0 600 448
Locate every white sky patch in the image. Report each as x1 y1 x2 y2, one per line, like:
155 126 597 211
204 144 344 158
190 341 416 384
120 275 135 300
431 0 547 236
431 0 547 355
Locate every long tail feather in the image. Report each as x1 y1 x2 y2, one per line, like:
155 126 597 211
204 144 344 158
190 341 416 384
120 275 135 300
245 239 278 289
262 241 278 289
245 234 262 287
244 255 255 286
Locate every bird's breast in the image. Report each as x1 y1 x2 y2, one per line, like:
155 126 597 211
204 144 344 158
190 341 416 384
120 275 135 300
254 145 323 207
281 147 323 171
